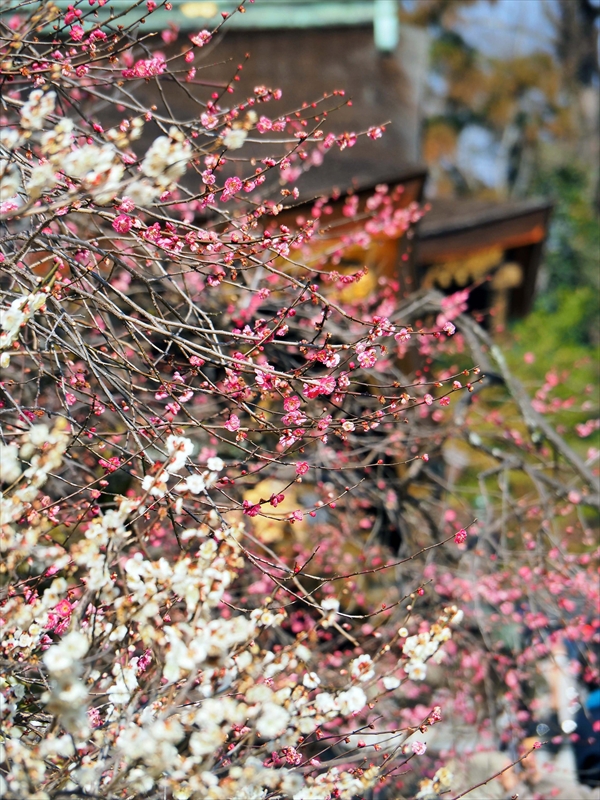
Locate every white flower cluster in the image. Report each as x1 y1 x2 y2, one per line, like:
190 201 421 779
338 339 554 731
42 631 90 735
141 126 192 189
415 766 454 798
320 595 340 627
401 606 463 682
0 157 21 202
0 290 48 367
296 765 381 800
11 98 191 207
141 434 194 497
20 89 57 131
141 435 226 499
33 115 124 205
222 127 248 150
62 140 125 205
1 417 459 800
0 421 70 574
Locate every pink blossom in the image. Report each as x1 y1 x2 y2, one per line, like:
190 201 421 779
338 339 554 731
112 214 132 234
284 396 301 412
295 461 309 475
225 414 240 432
367 126 384 140
424 394 433 406
122 56 166 79
443 321 456 336
257 116 272 133
454 528 467 545
411 741 427 755
118 196 135 212
53 599 72 617
242 500 260 517
99 456 121 473
357 347 377 368
190 30 212 47
64 5 82 25
224 176 243 196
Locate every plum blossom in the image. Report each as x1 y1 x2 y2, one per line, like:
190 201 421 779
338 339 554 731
190 29 211 46
26 161 57 199
321 597 340 628
337 686 367 715
405 660 427 681
122 56 166 79
20 90 56 130
112 214 132 234
1 290 48 364
443 321 456 336
303 672 321 689
454 528 467 544
43 631 89 674
225 414 241 432
256 703 290 739
350 654 375 682
207 456 224 472
185 473 206 494
222 128 248 150
0 443 21 484
141 127 191 188
0 159 21 200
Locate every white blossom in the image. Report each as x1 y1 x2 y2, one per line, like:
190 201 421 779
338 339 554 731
303 672 321 689
141 128 191 188
255 703 290 739
126 178 159 206
43 631 89 674
185 473 206 494
404 660 427 681
0 159 21 200
41 118 74 157
350 654 375 682
206 456 224 472
26 161 57 199
337 686 367 715
314 692 337 715
20 90 56 130
320 596 339 628
0 444 21 484
222 128 248 150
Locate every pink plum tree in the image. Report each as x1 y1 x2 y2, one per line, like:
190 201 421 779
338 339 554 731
0 2 597 799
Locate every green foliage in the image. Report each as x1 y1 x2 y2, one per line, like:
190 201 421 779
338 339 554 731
533 163 600 305
506 286 599 453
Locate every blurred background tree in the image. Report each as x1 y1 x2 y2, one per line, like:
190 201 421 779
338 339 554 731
402 0 599 346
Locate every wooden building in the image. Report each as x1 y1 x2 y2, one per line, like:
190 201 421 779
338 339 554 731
54 0 552 320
